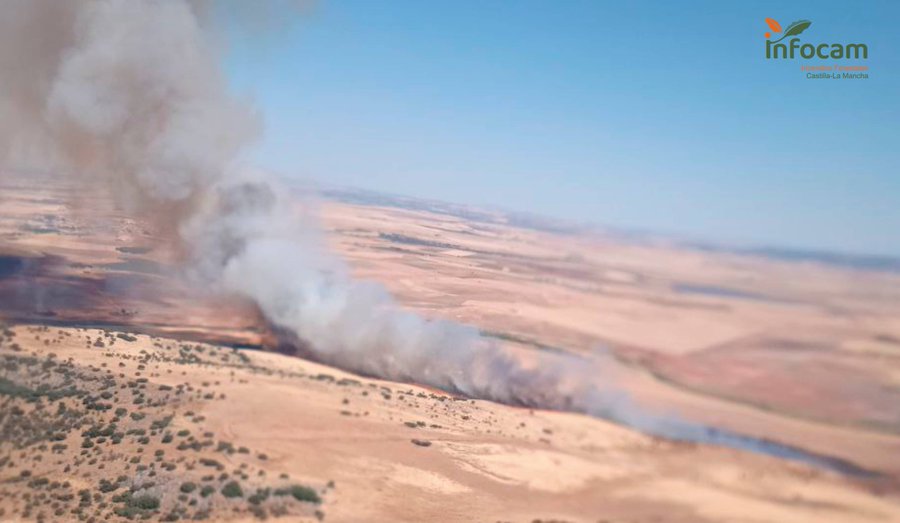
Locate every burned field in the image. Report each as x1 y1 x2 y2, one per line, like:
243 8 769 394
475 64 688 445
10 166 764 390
0 325 327 522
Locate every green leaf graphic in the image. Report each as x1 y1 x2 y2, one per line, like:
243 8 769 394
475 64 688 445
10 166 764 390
770 20 812 43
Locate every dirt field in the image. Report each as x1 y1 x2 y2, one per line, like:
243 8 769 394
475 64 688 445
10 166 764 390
2 325 898 522
1 175 899 521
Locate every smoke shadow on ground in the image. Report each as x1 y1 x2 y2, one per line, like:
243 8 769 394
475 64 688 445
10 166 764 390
619 414 880 478
269 327 880 479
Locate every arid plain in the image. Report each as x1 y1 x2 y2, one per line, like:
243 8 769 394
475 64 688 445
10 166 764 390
1 175 899 522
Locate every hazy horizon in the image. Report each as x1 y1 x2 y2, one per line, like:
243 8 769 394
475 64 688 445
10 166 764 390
319 182 900 263
226 0 900 257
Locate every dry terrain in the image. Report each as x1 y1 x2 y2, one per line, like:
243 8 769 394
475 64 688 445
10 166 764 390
320 189 900 478
1 174 899 522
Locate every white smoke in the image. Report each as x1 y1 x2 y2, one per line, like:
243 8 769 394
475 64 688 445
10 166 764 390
0 0 664 425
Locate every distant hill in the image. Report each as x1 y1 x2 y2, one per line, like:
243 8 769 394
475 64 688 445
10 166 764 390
318 185 900 274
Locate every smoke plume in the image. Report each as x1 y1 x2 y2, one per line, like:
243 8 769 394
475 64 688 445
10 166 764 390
0 0 603 411
0 1 768 433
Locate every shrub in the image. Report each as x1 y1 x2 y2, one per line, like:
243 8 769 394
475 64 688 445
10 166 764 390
114 493 160 519
275 485 321 504
221 481 242 498
151 416 173 430
179 482 196 494
130 494 159 510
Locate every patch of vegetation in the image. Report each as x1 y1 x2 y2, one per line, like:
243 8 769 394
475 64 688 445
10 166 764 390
0 376 36 398
287 485 321 503
221 480 243 498
0 326 329 521
113 492 160 520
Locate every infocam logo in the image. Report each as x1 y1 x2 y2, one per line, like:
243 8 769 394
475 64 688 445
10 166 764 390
764 18 868 59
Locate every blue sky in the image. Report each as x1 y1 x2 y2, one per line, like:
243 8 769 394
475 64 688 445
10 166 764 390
226 0 900 256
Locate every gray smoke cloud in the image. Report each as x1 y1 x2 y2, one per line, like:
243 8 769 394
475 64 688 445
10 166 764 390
4 2 848 473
